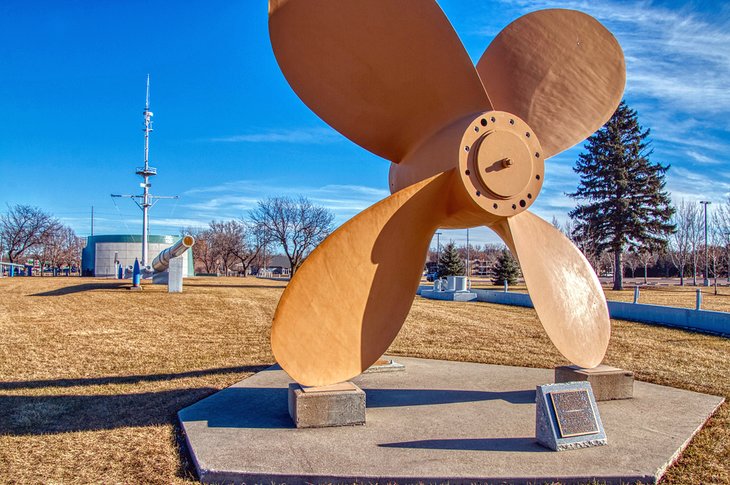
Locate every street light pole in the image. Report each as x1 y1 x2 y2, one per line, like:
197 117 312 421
700 201 711 286
435 231 442 275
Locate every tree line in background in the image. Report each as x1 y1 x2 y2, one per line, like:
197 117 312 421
0 204 84 274
426 193 730 289
426 241 521 286
185 196 334 277
0 196 334 278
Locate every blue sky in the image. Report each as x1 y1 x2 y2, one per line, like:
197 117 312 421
1 0 729 249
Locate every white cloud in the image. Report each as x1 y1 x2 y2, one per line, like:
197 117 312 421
667 167 730 204
685 151 723 165
180 180 390 228
206 127 341 144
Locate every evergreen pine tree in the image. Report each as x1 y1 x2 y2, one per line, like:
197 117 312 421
492 249 520 286
569 101 675 290
437 241 465 278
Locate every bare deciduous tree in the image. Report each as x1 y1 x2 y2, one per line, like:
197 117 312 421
637 249 658 284
250 196 334 276
688 203 704 285
214 219 269 277
193 229 217 274
0 204 61 264
570 221 604 275
58 226 84 273
714 199 730 282
205 220 236 275
624 250 640 279
669 200 698 286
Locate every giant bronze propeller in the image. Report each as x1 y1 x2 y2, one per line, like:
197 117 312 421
268 1 625 386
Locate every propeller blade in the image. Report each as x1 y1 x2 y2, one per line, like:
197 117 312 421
491 210 610 368
271 171 455 386
269 1 491 163
477 9 625 159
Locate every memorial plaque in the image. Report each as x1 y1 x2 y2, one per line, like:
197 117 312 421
549 389 599 438
535 381 606 451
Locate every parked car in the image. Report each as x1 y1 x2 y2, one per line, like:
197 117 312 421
426 272 438 282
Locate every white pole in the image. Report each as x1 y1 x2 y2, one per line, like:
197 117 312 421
466 228 470 288
142 75 152 266
699 201 711 287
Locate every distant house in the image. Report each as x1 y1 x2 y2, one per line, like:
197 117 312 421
251 254 291 277
266 255 291 276
470 259 491 276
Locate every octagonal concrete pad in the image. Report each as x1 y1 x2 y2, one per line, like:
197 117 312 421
179 357 723 484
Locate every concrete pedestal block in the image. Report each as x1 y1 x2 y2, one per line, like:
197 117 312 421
288 381 365 428
555 365 634 401
167 256 184 293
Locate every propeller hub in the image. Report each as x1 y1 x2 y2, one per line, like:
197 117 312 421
459 111 544 217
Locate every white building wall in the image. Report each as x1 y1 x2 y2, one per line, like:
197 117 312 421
94 237 191 277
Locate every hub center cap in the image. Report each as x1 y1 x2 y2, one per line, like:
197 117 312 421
475 130 533 199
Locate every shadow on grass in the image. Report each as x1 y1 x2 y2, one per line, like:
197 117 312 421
0 365 278 436
183 283 287 290
379 437 547 452
30 282 128 296
0 365 271 390
0 387 219 435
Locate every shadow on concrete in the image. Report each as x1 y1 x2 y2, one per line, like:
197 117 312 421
179 386 534 432
0 387 218 436
178 387 293 430
0 365 271 390
30 282 127 296
365 388 535 407
379 437 547 452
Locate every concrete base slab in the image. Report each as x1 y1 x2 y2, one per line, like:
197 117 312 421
179 357 723 485
556 365 634 401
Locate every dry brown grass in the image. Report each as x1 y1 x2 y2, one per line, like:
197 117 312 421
469 278 730 312
0 276 728 484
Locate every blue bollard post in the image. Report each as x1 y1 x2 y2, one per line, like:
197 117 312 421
132 258 141 288
633 285 639 304
695 289 702 310
9 265 14 277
